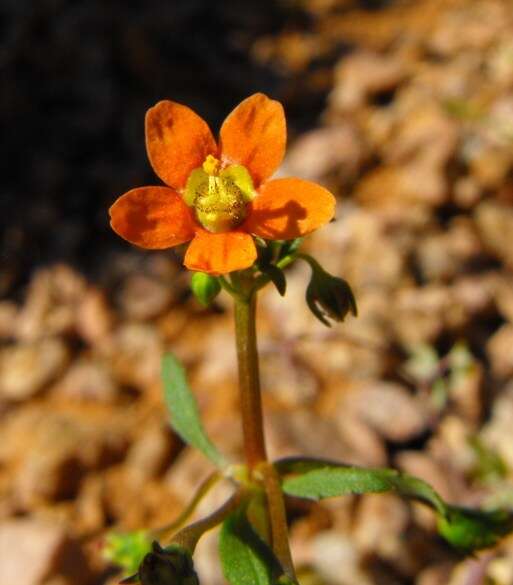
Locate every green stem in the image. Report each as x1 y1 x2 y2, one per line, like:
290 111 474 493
219 275 240 297
234 293 268 469
234 286 296 580
153 471 222 542
261 463 297 580
171 492 242 553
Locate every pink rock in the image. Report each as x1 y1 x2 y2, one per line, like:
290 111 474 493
0 519 92 585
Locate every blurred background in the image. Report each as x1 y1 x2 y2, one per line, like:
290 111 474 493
2 0 513 583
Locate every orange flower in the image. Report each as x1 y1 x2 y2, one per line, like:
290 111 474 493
109 94 336 275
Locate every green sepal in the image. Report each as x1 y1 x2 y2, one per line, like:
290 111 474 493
219 506 282 585
162 353 227 468
261 265 286 296
255 239 273 268
278 238 303 258
191 272 221 307
138 542 199 585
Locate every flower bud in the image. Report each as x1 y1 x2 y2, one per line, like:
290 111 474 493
137 542 200 585
304 259 357 327
191 272 221 307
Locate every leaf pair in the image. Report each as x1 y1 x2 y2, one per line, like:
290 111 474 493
161 354 513 553
102 354 513 585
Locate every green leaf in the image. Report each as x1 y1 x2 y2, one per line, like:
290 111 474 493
219 508 281 585
103 531 152 577
162 353 227 468
279 460 444 515
277 457 513 553
438 505 513 552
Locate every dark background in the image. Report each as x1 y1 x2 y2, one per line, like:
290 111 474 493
1 0 393 295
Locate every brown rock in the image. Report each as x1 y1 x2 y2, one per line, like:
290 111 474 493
103 467 181 530
125 425 174 482
311 532 371 585
470 148 513 190
330 51 407 111
494 276 513 322
267 410 361 464
416 219 482 282
336 416 387 467
385 106 458 167
283 125 363 183
0 406 130 506
75 288 113 345
453 176 482 208
16 265 86 341
0 338 69 401
74 475 106 535
53 358 118 403
0 301 18 339
417 563 455 585
106 323 163 389
344 381 428 443
392 285 465 346
452 274 495 318
260 348 320 407
482 381 513 469
118 274 174 320
428 2 506 56
475 201 513 267
0 518 92 585
487 324 513 379
353 494 412 572
396 451 454 503
357 163 449 209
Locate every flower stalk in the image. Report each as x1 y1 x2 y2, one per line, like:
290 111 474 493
234 282 296 581
234 291 268 470
171 492 242 553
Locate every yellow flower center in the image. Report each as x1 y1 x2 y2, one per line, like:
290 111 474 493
184 156 255 233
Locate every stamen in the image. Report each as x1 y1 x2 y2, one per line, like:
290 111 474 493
185 158 255 233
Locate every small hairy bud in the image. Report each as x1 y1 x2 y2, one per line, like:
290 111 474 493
191 272 221 307
137 542 199 585
304 257 357 327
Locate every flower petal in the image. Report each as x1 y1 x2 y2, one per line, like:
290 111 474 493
219 93 286 186
243 178 336 240
146 100 218 189
184 230 257 275
110 186 195 249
